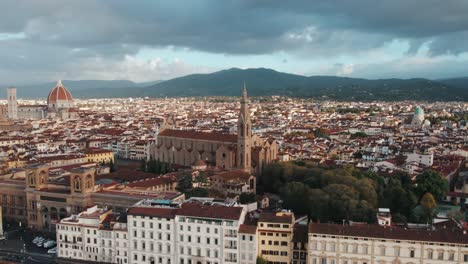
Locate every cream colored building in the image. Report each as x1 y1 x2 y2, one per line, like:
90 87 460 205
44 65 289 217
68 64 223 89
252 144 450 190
57 205 127 263
257 211 295 264
308 222 468 264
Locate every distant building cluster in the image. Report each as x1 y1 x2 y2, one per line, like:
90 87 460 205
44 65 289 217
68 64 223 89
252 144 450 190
1 80 78 120
0 81 466 264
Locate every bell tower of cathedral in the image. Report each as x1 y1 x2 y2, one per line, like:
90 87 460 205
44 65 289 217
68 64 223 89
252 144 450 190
237 82 252 172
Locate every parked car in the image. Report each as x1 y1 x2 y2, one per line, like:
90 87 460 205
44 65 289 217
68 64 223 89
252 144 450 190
33 236 44 244
43 240 56 248
34 237 46 245
47 247 57 254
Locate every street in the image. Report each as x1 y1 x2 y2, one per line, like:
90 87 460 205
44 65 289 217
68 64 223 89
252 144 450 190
0 224 57 264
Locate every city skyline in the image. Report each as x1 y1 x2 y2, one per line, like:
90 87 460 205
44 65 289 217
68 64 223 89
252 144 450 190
1 1 468 85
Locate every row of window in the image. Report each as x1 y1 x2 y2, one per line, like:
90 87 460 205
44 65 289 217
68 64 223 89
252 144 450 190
133 230 171 240
261 240 288 247
260 232 289 237
260 250 288 256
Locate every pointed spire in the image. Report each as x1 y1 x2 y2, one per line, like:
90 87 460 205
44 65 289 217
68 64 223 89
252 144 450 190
57 80 63 87
242 81 248 99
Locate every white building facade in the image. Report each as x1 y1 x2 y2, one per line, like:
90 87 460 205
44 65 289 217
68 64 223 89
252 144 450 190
57 206 127 263
58 198 254 264
308 222 468 264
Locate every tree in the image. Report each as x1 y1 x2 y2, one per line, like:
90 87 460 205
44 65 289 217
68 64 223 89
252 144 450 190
415 170 448 200
194 173 208 186
381 185 417 219
188 187 209 198
308 189 329 221
392 213 407 224
420 192 437 223
109 160 116 172
352 200 376 223
354 178 378 208
176 174 193 193
239 192 256 204
350 132 368 139
140 159 146 172
256 256 268 264
281 182 310 215
324 184 359 222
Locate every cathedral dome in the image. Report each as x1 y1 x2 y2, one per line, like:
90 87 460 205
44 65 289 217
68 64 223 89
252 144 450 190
47 80 73 109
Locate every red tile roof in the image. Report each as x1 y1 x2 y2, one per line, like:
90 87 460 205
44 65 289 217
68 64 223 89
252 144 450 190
47 82 73 102
159 129 237 143
128 201 243 221
214 169 252 182
259 212 294 224
178 202 243 220
239 224 257 234
127 207 178 219
127 174 177 188
309 222 468 244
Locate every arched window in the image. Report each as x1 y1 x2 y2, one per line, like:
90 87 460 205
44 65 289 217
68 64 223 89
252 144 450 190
74 176 81 191
29 175 35 186
86 175 93 189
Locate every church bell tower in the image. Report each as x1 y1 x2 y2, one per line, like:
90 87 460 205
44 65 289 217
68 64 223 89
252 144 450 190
237 82 252 172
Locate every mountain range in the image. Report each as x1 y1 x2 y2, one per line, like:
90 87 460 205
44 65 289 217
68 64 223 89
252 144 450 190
6 68 468 101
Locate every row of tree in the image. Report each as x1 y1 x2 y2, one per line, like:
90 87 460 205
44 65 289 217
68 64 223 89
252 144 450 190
140 158 174 175
259 161 449 223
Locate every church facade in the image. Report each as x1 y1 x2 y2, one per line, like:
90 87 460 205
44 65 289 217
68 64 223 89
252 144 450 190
151 85 278 175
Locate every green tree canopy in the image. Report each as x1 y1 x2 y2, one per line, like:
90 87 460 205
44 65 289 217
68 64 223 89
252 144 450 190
281 182 310 215
176 173 193 193
420 192 437 223
239 192 256 204
415 170 448 200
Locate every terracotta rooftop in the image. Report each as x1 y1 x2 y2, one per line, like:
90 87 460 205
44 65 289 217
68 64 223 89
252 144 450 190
127 207 178 219
47 81 73 103
259 212 294 224
309 222 468 244
127 174 178 188
214 169 252 182
159 129 237 143
178 202 243 220
239 224 257 234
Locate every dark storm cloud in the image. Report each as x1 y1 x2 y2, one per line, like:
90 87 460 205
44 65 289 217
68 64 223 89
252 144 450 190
2 0 468 55
0 0 467 83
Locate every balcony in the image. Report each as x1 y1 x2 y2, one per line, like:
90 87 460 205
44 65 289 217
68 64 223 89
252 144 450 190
224 232 237 238
224 245 238 250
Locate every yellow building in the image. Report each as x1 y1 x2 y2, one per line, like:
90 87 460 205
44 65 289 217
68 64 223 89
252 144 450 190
83 148 114 164
258 211 295 264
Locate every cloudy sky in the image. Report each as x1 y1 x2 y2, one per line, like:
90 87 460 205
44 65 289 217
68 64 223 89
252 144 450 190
1 0 468 85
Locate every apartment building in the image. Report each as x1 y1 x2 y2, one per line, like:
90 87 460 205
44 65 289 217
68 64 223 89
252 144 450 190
308 222 468 264
57 206 127 263
257 211 295 264
58 198 252 264
239 224 258 264
127 200 177 264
